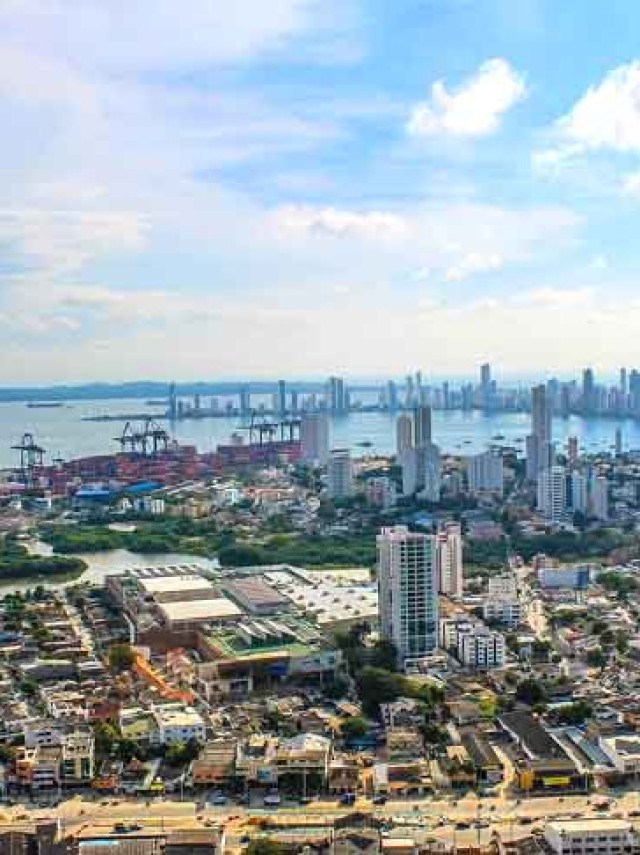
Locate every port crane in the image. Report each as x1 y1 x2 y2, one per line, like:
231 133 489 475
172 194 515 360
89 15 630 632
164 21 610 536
114 418 170 456
11 432 46 484
237 411 301 445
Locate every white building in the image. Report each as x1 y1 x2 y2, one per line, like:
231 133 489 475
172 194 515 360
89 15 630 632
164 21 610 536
327 448 353 499
537 465 567 523
538 564 592 589
545 820 639 855
457 626 506 670
419 442 441 502
365 476 396 510
151 705 206 745
436 524 463 598
487 575 517 597
571 470 589 514
377 526 438 664
482 597 522 628
590 476 609 521
396 414 413 455
466 451 504 497
598 734 640 775
300 414 330 466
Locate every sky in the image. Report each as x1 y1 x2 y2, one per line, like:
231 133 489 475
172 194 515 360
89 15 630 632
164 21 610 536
3 0 640 383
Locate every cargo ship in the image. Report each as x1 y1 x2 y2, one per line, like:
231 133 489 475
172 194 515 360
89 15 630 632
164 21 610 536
26 401 65 409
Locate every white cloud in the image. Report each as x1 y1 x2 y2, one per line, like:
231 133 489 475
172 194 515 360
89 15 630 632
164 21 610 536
538 61 640 166
622 171 640 196
406 58 526 138
272 205 411 240
445 252 503 281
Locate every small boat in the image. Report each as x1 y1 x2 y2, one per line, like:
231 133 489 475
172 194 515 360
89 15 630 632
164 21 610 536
492 433 505 440
357 440 373 448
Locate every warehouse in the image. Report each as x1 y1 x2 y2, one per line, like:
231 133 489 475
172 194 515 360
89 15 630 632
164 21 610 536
223 576 290 615
157 597 243 631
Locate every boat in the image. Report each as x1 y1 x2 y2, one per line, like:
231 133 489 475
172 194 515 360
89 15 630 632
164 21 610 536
492 433 505 440
26 401 64 408
357 440 373 448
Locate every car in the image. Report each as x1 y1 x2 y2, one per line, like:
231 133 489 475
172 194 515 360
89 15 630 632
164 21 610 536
520 817 534 825
629 810 640 818
264 791 282 808
208 793 228 806
455 822 470 830
339 793 356 806
372 795 387 805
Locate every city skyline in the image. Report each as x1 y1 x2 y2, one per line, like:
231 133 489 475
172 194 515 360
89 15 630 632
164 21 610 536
4 1 640 380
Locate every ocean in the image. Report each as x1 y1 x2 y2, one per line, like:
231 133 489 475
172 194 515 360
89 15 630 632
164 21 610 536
0 398 636 469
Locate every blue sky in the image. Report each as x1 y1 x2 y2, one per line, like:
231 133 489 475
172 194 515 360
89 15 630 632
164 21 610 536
2 0 640 382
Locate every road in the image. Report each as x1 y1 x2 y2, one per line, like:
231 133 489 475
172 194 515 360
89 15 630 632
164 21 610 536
3 788 640 842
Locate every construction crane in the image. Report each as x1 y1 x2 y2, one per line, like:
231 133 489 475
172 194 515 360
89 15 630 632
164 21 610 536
114 418 170 456
11 432 46 484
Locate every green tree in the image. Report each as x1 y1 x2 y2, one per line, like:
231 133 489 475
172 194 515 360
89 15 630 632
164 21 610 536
93 721 119 756
245 840 284 855
341 716 369 740
370 639 398 671
586 647 607 668
355 667 404 716
108 644 136 673
515 678 547 706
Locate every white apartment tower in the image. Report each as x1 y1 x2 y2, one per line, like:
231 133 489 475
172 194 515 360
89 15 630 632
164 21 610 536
300 413 329 466
377 526 439 663
327 448 353 499
526 384 554 480
466 450 504 496
396 414 414 455
436 524 463 598
537 465 567 523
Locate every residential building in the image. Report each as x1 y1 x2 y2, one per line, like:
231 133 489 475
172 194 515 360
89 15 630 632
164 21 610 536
327 448 353 499
436 523 463 598
300 414 329 466
482 597 522 629
591 475 609 521
377 526 439 664
545 820 639 855
413 404 432 448
598 734 640 776
466 450 504 497
537 465 567 523
526 384 554 480
457 626 506 670
420 443 441 502
487 574 518 597
151 705 206 745
365 476 396 509
396 414 413 455
571 470 588 514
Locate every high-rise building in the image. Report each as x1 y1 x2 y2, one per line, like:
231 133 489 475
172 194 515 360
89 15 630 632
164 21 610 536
276 380 287 415
377 526 438 663
621 368 628 397
420 442 441 502
590 476 609 521
396 414 413 455
239 385 251 415
326 376 347 415
327 448 352 498
168 382 177 420
290 390 299 414
413 405 432 448
537 466 567 523
365 477 396 510
567 436 579 465
436 523 463 598
480 363 491 388
526 384 553 480
466 451 504 496
615 427 623 457
387 380 398 411
570 470 588 514
400 448 420 496
300 414 329 466
582 368 595 413
405 375 414 408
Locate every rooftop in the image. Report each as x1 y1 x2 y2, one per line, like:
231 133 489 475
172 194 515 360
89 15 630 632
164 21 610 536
139 575 215 595
158 597 242 623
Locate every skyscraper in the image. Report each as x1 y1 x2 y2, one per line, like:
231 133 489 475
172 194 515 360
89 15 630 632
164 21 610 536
327 376 347 415
466 451 504 496
526 384 553 480
582 368 595 413
420 443 441 502
537 466 567 523
377 526 439 663
436 523 463 598
396 414 413 455
239 385 251 416
413 404 432 448
387 380 398 411
590 476 609 521
327 448 352 498
300 414 329 466
276 380 287 415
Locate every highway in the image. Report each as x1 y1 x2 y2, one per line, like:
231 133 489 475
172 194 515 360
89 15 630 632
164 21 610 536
2 788 640 846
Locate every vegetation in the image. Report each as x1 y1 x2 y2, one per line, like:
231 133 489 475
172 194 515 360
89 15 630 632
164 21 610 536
245 840 284 855
340 716 369 740
515 678 547 707
0 538 85 581
108 644 136 673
